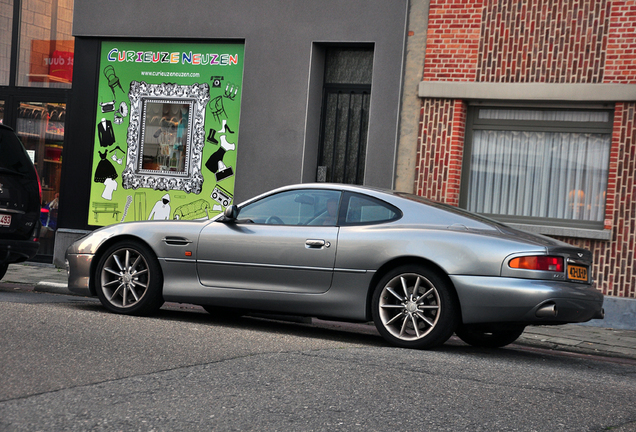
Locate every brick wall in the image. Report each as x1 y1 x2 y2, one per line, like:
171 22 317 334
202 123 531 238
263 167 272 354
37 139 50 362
476 0 611 83
423 0 482 81
414 99 465 205
605 0 636 83
416 0 636 298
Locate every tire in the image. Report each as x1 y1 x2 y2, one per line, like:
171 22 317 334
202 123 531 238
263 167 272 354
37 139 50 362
372 265 459 349
0 263 8 281
94 240 164 315
455 324 526 348
202 305 244 319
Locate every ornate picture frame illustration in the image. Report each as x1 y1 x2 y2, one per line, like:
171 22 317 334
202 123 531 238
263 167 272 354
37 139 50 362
122 81 210 194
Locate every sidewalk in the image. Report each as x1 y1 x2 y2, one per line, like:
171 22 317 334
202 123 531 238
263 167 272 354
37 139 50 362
3 262 636 361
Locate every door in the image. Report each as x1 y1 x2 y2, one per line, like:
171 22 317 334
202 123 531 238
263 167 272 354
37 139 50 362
316 47 373 184
196 189 342 294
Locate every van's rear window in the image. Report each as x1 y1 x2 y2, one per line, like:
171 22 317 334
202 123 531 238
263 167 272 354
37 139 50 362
0 128 35 176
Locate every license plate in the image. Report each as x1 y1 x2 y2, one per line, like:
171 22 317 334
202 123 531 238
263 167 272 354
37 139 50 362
568 264 588 282
0 214 11 226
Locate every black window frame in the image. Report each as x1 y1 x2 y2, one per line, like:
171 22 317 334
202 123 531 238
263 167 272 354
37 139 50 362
459 105 614 231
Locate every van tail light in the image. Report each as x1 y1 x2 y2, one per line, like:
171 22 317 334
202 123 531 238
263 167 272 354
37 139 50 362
35 169 42 204
509 256 564 272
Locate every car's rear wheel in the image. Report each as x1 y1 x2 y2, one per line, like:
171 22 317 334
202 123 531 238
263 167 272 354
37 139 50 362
94 240 164 315
372 265 459 349
455 324 526 348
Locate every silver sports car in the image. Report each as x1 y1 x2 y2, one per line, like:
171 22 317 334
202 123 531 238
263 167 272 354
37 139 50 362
66 183 604 349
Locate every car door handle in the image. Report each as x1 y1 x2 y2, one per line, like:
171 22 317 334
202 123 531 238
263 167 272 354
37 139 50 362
306 239 330 249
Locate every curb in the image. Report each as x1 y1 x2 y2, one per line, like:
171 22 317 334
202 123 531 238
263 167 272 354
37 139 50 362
34 282 79 296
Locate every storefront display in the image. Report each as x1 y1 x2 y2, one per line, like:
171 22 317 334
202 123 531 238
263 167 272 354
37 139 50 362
89 41 244 226
14 102 66 255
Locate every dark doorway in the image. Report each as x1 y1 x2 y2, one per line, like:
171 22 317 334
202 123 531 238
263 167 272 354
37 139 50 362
317 47 373 185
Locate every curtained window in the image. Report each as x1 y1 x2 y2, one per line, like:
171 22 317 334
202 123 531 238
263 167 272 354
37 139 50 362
461 108 613 229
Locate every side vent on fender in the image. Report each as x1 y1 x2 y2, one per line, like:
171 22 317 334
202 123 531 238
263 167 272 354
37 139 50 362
162 237 192 246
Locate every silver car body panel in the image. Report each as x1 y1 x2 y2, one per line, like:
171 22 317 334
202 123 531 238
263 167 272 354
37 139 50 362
196 223 339 293
66 183 603 324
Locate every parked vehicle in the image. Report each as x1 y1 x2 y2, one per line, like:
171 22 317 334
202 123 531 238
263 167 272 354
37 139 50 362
0 124 41 280
66 183 604 349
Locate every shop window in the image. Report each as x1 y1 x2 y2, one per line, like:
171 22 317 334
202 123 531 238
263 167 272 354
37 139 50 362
460 107 613 229
317 47 373 185
122 81 208 194
139 101 191 175
15 101 66 256
16 0 74 88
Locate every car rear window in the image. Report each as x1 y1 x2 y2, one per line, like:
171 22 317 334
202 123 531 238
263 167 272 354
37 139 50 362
344 193 402 225
0 128 35 176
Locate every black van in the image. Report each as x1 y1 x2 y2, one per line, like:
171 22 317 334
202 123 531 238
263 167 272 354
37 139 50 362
0 123 41 280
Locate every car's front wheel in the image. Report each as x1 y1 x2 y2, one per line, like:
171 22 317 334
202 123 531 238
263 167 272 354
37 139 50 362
94 240 164 315
455 324 526 348
372 265 459 349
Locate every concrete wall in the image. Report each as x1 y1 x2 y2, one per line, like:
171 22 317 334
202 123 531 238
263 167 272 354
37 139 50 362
54 0 408 266
71 0 409 201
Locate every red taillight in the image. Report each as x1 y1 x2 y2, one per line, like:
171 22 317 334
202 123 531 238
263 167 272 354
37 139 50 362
509 256 564 272
35 169 42 204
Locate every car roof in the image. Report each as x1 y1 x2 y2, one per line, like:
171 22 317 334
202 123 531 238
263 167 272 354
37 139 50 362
0 123 15 132
266 182 396 197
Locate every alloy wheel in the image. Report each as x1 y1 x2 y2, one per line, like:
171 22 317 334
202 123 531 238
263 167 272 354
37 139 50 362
99 246 151 309
377 272 441 341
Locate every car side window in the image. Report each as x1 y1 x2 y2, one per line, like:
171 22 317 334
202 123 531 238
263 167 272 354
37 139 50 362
344 193 401 225
239 189 342 225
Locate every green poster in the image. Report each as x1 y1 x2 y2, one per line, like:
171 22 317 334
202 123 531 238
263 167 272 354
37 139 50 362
89 41 244 225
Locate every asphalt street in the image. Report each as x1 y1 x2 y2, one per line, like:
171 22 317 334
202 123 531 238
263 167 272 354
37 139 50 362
1 283 636 431
4 261 636 361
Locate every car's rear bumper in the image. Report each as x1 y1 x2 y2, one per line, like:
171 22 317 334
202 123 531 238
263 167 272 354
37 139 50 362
0 238 40 266
65 252 94 296
450 275 604 325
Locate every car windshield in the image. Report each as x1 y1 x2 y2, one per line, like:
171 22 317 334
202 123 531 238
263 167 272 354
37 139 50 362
0 128 35 177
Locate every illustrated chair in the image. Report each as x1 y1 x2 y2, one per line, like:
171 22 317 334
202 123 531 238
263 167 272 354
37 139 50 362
103 65 124 99
208 96 227 122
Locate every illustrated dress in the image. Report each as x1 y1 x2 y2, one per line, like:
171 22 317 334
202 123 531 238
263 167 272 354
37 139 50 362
94 150 118 183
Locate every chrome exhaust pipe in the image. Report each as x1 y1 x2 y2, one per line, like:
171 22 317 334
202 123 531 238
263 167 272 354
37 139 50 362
536 303 558 318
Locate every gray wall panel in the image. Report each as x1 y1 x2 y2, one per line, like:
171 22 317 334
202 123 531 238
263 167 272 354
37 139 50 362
73 0 407 201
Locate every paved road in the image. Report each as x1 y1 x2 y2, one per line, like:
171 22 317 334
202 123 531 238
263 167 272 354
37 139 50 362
1 287 635 431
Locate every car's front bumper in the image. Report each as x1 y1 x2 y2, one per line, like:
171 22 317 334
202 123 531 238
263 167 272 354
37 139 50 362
450 275 604 325
66 252 94 296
